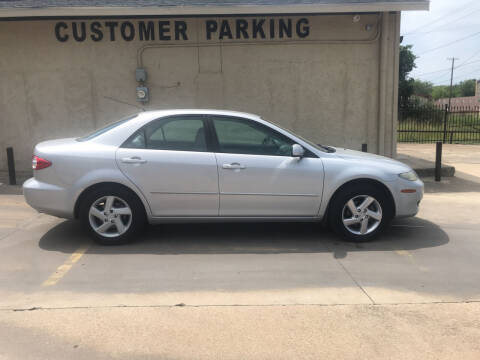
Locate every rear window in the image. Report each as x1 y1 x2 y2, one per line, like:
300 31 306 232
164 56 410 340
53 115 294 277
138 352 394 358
77 114 138 142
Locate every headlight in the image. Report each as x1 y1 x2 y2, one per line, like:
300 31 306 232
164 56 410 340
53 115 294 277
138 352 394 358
398 170 418 181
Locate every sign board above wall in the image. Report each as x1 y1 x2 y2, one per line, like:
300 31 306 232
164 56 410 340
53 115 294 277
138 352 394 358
53 14 379 44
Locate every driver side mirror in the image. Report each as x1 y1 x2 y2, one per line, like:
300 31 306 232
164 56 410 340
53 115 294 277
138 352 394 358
292 144 305 158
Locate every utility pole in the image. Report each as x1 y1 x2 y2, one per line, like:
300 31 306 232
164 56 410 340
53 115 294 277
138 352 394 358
447 57 459 110
444 57 459 144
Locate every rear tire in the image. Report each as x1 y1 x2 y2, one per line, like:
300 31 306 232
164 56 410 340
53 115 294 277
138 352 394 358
80 186 146 245
328 184 393 242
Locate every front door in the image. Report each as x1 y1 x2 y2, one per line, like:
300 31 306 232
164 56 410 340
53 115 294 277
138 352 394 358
116 115 219 217
210 116 324 217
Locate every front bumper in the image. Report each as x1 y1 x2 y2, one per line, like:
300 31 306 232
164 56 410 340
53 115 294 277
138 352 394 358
23 178 74 219
392 177 424 218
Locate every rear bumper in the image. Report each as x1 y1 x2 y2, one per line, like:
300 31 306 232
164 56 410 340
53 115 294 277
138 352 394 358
23 178 74 219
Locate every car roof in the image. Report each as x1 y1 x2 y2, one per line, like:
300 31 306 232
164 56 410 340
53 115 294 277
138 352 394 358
140 109 262 121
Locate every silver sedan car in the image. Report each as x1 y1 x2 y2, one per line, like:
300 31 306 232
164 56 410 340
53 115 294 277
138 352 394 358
24 109 423 245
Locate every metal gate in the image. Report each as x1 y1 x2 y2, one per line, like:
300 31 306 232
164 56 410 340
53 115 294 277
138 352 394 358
398 103 480 143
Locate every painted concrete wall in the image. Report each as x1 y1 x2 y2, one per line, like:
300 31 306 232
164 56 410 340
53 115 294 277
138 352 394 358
0 13 400 172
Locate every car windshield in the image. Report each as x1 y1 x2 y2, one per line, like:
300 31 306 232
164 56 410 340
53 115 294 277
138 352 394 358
263 118 335 153
77 114 138 142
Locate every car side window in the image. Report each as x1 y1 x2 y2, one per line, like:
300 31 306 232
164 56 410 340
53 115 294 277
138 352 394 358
211 116 295 156
123 116 207 152
123 131 146 149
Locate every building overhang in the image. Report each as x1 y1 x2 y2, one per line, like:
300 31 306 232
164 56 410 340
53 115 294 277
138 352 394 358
0 1 430 19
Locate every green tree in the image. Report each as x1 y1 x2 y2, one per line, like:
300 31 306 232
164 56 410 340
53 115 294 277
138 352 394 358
412 79 433 98
431 79 476 100
399 45 417 106
458 79 476 97
432 86 450 101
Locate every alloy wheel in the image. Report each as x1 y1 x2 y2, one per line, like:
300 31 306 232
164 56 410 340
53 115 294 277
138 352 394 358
88 196 132 238
341 195 383 235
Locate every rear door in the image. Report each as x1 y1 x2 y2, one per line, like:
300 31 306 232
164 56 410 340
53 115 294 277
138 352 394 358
116 115 219 217
210 116 324 217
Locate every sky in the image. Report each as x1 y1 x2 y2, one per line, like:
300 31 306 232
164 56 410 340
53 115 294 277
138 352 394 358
401 0 480 85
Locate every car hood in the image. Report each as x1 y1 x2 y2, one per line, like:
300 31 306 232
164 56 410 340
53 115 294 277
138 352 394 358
332 147 412 173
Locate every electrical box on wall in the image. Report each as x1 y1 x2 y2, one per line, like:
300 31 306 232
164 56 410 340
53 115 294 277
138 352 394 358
136 86 149 103
135 68 147 82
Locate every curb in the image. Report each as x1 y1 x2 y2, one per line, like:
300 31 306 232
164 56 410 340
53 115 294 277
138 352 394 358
414 166 455 178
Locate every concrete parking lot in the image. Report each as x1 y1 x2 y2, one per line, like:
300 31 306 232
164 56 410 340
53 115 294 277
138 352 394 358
0 144 479 359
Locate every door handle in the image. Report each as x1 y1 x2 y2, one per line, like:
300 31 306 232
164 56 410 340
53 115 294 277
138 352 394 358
222 162 246 170
121 156 147 164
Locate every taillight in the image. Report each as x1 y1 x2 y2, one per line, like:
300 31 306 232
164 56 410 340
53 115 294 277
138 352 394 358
32 155 52 170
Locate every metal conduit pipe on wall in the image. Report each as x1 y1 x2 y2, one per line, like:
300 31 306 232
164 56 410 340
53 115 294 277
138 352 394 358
135 14 382 68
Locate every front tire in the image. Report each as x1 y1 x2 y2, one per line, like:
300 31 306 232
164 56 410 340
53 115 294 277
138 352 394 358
328 184 393 242
80 186 146 245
